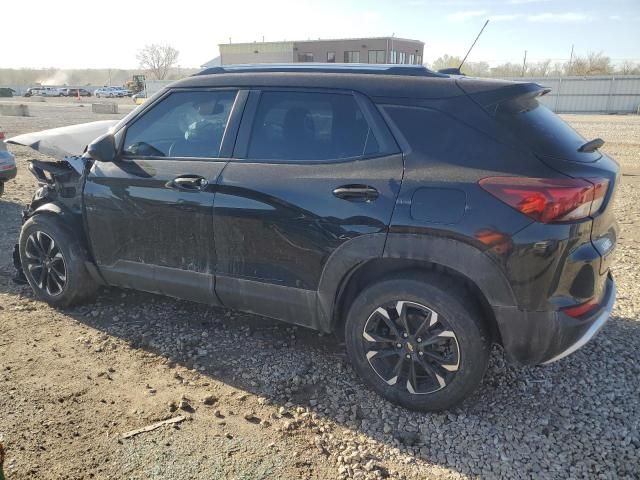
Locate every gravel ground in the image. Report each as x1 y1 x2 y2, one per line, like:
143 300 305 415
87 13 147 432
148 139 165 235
0 101 639 479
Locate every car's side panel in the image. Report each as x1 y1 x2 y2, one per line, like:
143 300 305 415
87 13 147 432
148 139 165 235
213 154 404 290
83 159 226 303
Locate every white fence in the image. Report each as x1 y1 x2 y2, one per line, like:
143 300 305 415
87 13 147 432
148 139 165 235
505 75 640 114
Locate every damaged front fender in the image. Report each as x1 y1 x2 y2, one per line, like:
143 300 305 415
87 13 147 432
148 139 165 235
6 120 118 163
8 121 116 284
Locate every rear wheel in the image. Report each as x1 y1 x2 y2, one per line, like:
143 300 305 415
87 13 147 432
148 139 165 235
19 214 98 307
345 275 490 411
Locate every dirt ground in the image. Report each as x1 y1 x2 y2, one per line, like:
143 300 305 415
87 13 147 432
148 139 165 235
0 99 639 479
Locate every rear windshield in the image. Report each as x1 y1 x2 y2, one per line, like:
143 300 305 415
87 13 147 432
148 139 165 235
496 98 600 162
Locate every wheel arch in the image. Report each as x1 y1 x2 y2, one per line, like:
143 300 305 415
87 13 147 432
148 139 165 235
318 233 516 344
22 202 105 285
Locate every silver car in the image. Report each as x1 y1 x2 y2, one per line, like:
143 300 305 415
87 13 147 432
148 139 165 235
0 129 17 197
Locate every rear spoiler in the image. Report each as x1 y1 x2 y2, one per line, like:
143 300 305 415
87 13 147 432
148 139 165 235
457 80 550 115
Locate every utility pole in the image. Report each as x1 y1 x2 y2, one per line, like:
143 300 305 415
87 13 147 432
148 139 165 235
568 44 574 75
521 50 527 77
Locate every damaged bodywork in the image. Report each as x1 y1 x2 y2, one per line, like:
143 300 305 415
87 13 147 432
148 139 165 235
8 121 117 281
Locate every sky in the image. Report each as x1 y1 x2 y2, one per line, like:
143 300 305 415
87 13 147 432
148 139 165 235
4 0 640 69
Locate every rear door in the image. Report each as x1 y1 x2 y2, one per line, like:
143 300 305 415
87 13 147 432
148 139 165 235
84 88 246 303
213 88 403 326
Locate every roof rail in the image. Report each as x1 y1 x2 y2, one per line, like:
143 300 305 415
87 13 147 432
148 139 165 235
194 63 446 78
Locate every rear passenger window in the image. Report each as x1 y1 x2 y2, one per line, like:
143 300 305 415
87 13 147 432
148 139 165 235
123 90 236 158
247 91 380 161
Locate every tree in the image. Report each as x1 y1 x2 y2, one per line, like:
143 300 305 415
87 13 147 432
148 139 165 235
490 62 522 77
617 60 640 75
136 44 180 80
565 51 612 76
528 59 552 77
430 54 463 71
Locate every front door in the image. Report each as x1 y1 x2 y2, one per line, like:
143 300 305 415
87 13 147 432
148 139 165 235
83 89 242 303
213 89 403 325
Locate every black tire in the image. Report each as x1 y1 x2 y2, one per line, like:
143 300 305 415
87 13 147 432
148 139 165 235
344 274 490 411
0 182 4 197
19 214 98 307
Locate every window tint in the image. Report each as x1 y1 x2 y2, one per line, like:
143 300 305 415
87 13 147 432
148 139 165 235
123 90 236 158
247 91 380 161
496 99 600 162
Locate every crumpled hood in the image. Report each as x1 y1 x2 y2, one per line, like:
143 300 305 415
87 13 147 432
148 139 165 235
5 120 118 160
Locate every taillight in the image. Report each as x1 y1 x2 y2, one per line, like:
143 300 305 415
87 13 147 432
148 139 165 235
561 297 599 318
479 176 609 223
0 132 5 140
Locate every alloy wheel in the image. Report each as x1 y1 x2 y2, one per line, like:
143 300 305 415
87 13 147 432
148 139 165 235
23 231 67 296
362 300 460 394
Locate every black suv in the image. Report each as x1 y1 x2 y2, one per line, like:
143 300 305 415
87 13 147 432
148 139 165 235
12 64 618 411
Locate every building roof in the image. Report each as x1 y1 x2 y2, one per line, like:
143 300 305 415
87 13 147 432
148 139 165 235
218 36 424 48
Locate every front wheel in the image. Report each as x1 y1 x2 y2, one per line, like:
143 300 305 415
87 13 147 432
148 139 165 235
345 275 490 411
19 214 98 307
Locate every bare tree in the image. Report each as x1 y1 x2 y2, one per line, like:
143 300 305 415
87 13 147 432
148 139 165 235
136 44 180 80
565 51 612 76
617 60 640 75
430 54 463 71
528 59 552 77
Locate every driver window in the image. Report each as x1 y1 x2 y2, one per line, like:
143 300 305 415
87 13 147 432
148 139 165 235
123 90 237 159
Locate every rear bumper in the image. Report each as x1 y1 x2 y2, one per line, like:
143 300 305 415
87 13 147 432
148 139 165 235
494 275 615 365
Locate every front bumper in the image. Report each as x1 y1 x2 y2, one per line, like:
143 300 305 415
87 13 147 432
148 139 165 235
494 275 616 365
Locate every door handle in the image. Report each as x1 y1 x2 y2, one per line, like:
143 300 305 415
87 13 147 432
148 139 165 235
166 175 209 191
332 184 379 202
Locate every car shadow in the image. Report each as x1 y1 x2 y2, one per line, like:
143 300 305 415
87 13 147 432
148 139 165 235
1 274 638 477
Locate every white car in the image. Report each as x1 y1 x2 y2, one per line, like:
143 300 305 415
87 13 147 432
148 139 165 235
32 87 63 97
95 87 125 98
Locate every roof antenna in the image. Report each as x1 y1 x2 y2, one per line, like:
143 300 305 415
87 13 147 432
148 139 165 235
438 19 489 75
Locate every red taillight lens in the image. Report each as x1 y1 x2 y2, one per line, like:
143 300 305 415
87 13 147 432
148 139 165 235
479 176 609 223
0 132 5 140
561 297 599 318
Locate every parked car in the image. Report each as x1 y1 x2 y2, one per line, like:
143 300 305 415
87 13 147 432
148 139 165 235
61 88 92 97
94 87 117 98
32 87 63 97
7 64 618 411
0 87 16 98
0 129 17 197
95 87 126 98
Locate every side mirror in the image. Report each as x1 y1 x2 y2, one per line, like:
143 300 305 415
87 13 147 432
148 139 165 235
86 133 117 162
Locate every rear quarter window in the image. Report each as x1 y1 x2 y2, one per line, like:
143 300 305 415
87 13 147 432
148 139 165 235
496 99 600 162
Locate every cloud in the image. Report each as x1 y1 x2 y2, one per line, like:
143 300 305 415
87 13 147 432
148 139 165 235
527 12 593 23
490 13 523 22
447 10 488 22
609 15 621 21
